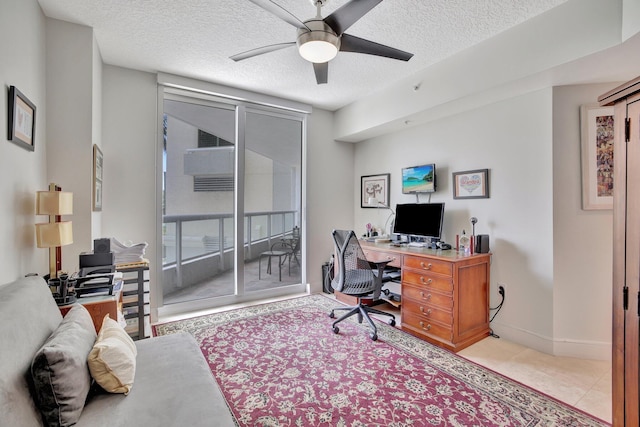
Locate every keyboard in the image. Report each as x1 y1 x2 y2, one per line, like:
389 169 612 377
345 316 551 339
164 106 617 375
407 242 427 248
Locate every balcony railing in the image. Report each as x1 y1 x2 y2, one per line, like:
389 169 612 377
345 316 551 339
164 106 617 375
162 210 297 288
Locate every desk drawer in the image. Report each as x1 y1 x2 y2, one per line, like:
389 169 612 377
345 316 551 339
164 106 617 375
403 301 453 326
403 256 452 276
403 270 453 293
402 284 453 309
363 249 401 268
403 311 453 342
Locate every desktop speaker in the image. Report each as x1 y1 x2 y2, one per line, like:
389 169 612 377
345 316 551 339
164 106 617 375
94 238 111 253
475 234 490 254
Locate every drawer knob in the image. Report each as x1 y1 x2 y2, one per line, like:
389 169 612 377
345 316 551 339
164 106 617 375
419 307 432 316
419 321 432 331
419 292 432 301
420 262 433 270
420 277 432 285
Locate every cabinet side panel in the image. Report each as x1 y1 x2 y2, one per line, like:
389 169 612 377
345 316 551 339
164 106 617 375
457 262 489 337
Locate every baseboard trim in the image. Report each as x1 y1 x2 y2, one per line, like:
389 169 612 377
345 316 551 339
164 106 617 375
492 322 611 361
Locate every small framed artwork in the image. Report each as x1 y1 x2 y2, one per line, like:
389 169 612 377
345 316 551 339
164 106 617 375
361 173 390 208
93 144 103 211
452 169 490 199
580 104 614 210
8 86 36 151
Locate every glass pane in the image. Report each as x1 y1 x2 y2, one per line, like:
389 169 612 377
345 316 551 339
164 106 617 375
244 111 302 291
162 99 236 305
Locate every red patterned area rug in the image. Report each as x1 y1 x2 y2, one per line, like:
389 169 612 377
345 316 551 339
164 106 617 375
154 295 609 427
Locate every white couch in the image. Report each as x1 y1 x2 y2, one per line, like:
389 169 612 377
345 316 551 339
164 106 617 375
0 276 236 426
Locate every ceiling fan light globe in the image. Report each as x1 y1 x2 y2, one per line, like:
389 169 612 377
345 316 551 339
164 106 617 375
299 40 338 63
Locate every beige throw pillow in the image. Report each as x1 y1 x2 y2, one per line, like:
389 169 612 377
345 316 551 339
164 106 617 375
87 314 137 394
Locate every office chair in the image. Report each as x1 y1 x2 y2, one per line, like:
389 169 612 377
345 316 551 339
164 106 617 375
328 230 396 341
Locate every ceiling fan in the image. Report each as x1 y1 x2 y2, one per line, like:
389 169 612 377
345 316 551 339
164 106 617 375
231 0 414 84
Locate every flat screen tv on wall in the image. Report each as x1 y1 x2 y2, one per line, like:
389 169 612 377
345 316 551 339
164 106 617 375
401 163 436 194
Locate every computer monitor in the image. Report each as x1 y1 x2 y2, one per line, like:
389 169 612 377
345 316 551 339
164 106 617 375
393 203 445 240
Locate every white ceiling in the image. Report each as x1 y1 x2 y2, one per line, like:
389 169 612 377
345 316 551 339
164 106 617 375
37 0 570 111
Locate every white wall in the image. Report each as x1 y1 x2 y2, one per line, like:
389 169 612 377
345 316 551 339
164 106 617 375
306 109 354 292
101 65 158 311
0 0 48 281
353 85 615 359
101 67 354 318
552 84 616 359
45 19 97 273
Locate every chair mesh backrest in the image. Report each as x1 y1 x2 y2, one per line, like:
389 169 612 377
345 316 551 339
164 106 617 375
331 230 377 296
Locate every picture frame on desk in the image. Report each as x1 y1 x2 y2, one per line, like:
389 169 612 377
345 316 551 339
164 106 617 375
361 173 390 208
580 103 614 210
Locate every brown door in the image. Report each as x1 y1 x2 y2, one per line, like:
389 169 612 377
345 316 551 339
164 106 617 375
624 96 640 424
613 93 640 426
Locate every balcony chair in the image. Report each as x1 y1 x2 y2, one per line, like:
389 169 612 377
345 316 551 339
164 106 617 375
259 241 292 281
328 229 396 341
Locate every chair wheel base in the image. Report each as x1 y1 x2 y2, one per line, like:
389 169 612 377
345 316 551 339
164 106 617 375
329 311 335 319
333 326 340 334
370 332 378 341
388 318 396 327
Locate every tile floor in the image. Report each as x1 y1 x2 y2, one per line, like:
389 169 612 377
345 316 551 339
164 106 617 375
368 300 613 424
458 336 612 423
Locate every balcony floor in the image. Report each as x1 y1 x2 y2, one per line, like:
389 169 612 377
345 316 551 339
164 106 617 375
163 257 302 305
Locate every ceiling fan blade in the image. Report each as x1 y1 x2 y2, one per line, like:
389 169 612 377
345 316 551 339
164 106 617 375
247 0 309 30
324 0 383 35
340 33 413 61
230 42 296 61
313 62 328 84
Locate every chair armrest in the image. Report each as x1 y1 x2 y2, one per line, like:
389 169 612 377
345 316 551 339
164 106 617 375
368 260 391 270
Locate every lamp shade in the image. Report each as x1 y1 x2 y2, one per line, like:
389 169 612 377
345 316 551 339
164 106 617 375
296 21 340 64
298 40 338 63
35 221 73 248
36 191 73 215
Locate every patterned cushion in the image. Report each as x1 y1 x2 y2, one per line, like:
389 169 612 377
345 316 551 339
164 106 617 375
30 304 97 426
88 314 137 394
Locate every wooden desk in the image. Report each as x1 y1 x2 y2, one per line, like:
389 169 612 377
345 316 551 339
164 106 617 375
59 280 123 334
360 241 491 352
59 293 121 334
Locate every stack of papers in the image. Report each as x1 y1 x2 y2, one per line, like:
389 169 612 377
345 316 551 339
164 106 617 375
111 238 148 265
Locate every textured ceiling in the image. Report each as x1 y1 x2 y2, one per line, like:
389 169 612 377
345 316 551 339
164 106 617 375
37 0 569 111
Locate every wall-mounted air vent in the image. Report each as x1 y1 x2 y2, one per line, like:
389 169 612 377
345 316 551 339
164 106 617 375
194 176 234 192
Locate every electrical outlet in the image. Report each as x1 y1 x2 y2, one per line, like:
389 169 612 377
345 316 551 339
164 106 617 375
498 285 505 297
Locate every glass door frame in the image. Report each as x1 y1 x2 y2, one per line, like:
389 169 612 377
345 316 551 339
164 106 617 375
156 81 309 319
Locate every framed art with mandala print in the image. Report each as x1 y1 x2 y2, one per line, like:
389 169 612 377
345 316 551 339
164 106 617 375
452 169 490 199
580 104 614 210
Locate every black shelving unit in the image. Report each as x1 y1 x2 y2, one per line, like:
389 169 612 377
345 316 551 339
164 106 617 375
116 265 150 340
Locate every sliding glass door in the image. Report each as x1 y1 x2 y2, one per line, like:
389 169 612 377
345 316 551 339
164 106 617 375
159 89 306 315
243 110 302 293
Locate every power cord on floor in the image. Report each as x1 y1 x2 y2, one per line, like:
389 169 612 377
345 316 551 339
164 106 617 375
488 285 505 338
